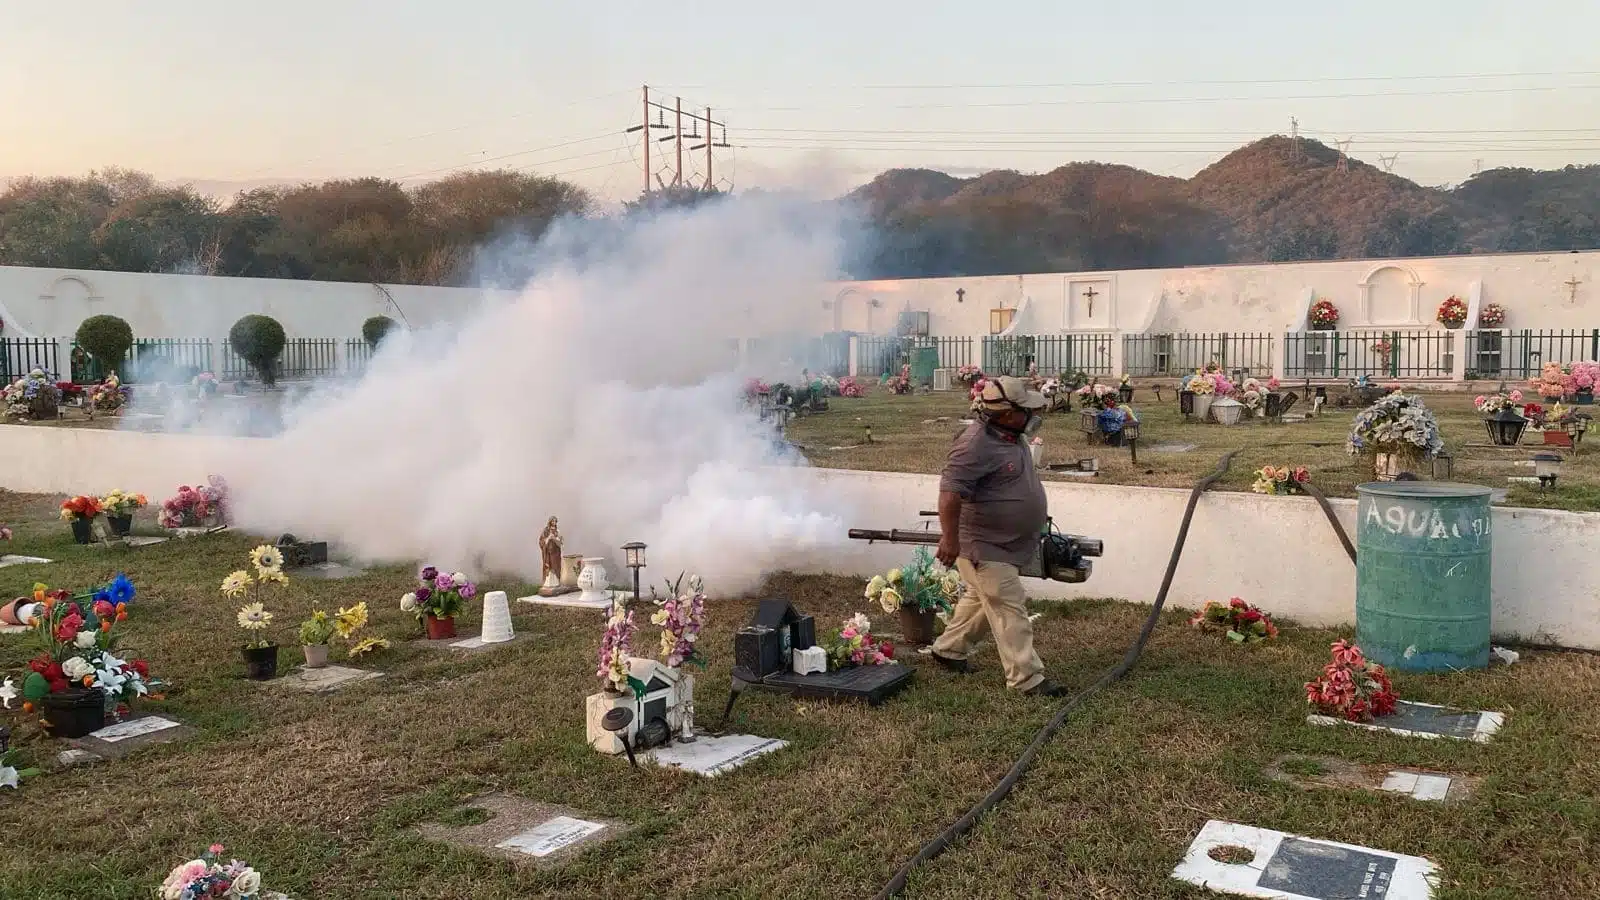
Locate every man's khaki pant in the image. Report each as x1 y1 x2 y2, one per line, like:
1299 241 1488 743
932 558 1045 692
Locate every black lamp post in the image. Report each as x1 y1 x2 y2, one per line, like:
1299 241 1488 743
601 707 638 768
1179 390 1195 420
1485 408 1528 446
621 541 646 605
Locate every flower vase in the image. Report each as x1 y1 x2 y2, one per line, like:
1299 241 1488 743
69 517 95 544
41 688 106 738
560 554 584 588
898 607 938 646
576 557 610 605
243 644 279 680
303 643 330 669
108 515 133 537
1576 390 1594 406
424 614 456 640
1191 393 1214 422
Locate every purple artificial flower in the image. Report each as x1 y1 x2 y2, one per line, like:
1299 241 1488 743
414 586 432 603
434 573 455 592
419 565 439 583
457 582 477 599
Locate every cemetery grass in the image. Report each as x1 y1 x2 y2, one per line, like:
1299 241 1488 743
789 387 1600 511
0 497 1596 898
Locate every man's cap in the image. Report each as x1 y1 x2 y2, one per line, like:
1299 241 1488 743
978 376 1046 411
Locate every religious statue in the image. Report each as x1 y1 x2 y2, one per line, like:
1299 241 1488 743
539 517 563 585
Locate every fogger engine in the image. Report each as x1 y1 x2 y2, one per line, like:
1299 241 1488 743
848 513 1104 584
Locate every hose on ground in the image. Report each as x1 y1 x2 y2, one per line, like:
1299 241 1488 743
870 449 1242 900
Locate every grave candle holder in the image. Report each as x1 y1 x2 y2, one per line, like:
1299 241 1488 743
621 541 646 604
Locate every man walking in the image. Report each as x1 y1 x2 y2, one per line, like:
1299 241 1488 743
930 376 1067 697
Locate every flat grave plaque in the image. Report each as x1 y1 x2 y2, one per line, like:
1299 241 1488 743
760 664 914 705
276 665 384 693
0 555 53 569
646 734 787 776
496 817 607 858
91 716 181 743
292 562 366 580
1308 700 1504 743
1172 820 1438 900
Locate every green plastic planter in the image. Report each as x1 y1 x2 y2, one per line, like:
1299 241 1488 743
1355 482 1493 672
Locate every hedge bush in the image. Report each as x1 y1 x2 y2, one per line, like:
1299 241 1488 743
362 315 397 347
75 315 134 377
228 315 287 387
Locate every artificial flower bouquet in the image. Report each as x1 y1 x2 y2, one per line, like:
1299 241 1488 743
193 371 219 398
224 545 288 654
399 566 477 623
597 602 642 696
1529 362 1574 400
1183 369 1216 395
816 374 841 396
1308 298 1339 329
955 364 984 386
1520 402 1546 427
1474 390 1524 415
838 376 865 398
743 378 771 401
86 373 128 415
158 477 230 529
1189 597 1279 643
159 844 266 899
1436 295 1468 328
3 369 60 421
650 574 707 669
0 746 40 791
99 489 148 518
1477 302 1506 328
823 613 895 670
886 364 912 395
16 574 154 720
1346 392 1444 463
298 603 369 648
1570 361 1599 396
59 495 103 522
1251 465 1309 496
866 547 962 615
1305 640 1397 723
1239 377 1270 412
1076 382 1118 410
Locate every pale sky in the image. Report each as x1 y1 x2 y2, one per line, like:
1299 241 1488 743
4 1 1598 202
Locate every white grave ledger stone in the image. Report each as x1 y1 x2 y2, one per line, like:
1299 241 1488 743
1172 820 1438 900
496 816 607 858
479 590 514 643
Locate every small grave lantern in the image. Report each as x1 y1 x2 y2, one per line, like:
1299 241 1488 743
621 541 646 602
1264 392 1283 419
1564 413 1591 446
1429 450 1454 481
1485 407 1528 447
1533 452 1562 490
1179 389 1195 419
1079 408 1100 438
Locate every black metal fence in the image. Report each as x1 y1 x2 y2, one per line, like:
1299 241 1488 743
219 338 338 381
1466 329 1600 380
1122 332 1275 377
344 339 374 374
1284 330 1455 380
1 338 60 383
746 333 852 376
855 336 973 375
127 338 214 382
980 333 1115 377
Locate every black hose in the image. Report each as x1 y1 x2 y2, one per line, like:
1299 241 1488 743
871 449 1242 900
1301 481 1357 564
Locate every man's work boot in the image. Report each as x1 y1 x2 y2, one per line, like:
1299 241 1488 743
928 651 971 674
1024 678 1070 697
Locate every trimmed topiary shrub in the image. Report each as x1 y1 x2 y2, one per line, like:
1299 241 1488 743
362 315 397 347
75 315 134 378
228 315 287 387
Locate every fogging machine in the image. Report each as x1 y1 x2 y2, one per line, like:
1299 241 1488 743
848 513 1104 583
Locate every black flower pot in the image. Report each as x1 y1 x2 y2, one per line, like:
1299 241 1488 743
41 688 107 738
69 518 95 544
242 644 280 681
108 515 133 537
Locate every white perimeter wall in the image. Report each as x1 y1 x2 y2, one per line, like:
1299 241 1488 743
0 264 519 343
822 250 1600 339
1 425 1593 650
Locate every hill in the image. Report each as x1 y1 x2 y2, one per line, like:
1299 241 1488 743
844 137 1600 279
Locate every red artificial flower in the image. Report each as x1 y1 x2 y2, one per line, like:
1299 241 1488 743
879 641 895 659
129 659 149 678
93 600 115 618
48 678 69 694
1240 609 1262 624
55 611 84 642
1229 597 1247 609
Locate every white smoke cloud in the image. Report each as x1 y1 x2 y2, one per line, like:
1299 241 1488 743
213 194 862 596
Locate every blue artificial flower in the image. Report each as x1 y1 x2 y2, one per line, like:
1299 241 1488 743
93 589 112 604
108 573 136 605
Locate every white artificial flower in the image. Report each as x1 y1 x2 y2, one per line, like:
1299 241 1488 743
847 612 872 634
450 572 467 584
878 587 903 614
0 677 16 709
865 575 887 599
62 657 95 681
400 593 417 612
229 868 262 897
0 766 18 789
74 630 98 649
886 568 903 584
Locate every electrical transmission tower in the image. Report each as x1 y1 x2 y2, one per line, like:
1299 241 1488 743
1377 153 1399 173
626 85 731 196
1289 117 1301 165
1335 138 1353 174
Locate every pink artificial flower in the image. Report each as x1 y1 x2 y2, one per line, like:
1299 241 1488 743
1510 389 1524 403
209 844 225 855
1474 395 1486 406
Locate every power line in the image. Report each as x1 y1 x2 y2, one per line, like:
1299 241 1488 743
390 132 625 182
729 142 1600 155
716 83 1600 112
654 70 1600 91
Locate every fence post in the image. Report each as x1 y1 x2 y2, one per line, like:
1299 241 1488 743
1273 333 1289 381
1451 329 1467 382
847 335 859 377
1108 331 1124 379
52 337 73 382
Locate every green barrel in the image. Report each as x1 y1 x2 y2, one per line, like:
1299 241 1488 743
910 346 940 384
1355 482 1493 673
